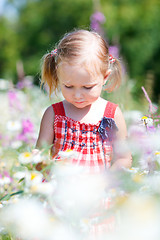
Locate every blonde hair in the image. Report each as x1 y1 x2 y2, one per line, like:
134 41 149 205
41 29 122 97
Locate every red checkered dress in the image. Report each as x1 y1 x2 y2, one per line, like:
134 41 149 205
52 101 118 172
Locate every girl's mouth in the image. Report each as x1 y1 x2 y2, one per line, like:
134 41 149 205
75 101 84 104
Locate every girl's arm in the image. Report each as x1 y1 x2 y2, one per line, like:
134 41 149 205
111 106 132 170
36 106 55 149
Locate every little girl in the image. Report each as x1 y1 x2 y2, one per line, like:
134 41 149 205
36 29 132 172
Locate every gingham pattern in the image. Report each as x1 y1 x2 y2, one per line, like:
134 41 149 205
52 101 117 172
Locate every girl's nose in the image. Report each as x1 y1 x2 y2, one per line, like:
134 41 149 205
74 89 82 99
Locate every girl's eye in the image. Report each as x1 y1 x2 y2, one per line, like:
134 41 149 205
65 85 73 88
84 86 93 89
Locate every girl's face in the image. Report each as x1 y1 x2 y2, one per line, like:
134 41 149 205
58 63 107 109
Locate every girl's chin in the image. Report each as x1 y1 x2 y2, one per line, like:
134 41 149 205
73 101 88 108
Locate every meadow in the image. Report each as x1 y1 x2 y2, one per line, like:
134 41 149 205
0 78 160 240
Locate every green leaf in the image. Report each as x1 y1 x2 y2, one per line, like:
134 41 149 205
0 194 11 201
18 177 25 183
0 190 24 202
10 190 24 197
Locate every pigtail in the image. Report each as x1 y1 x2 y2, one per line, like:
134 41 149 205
104 56 122 92
41 52 58 97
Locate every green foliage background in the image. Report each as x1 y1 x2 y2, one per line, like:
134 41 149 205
0 0 160 101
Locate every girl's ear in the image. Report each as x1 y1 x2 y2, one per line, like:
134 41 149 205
103 70 111 85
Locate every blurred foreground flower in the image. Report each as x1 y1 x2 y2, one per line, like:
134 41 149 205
0 198 55 240
116 193 160 240
90 11 106 35
6 120 22 132
1 84 160 240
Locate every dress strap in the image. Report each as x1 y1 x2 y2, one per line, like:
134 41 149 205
103 101 118 118
52 101 65 116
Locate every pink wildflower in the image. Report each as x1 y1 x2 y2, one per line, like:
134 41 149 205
22 119 34 134
8 90 23 111
141 86 158 114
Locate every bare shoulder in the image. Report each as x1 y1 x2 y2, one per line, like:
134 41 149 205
114 106 124 120
114 106 127 139
42 105 55 122
40 105 55 134
36 105 55 148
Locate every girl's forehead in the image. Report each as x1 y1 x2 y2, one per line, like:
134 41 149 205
58 62 90 77
58 63 104 86
58 61 101 79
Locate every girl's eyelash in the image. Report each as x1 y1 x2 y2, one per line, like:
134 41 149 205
65 85 92 89
84 86 93 89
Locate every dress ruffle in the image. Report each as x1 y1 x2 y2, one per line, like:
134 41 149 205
98 117 118 141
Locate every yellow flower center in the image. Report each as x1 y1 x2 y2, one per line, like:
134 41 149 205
141 116 148 120
133 174 143 183
31 172 37 180
24 152 32 158
155 151 160 156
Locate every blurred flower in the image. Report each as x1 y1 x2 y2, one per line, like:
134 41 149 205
0 176 11 186
25 171 43 187
90 11 106 35
132 173 144 183
58 149 78 160
142 86 158 114
109 45 119 59
30 181 56 195
8 90 23 111
6 120 22 132
123 167 139 173
50 164 106 219
0 79 12 90
0 171 12 189
18 152 33 164
141 116 154 127
13 171 26 180
16 119 35 144
16 76 33 90
10 140 23 149
0 198 55 240
32 149 43 164
0 146 3 156
1 83 160 240
154 151 160 165
18 150 43 166
116 193 160 240
22 119 34 134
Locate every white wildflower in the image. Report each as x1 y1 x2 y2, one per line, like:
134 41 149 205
13 171 26 180
18 152 33 164
49 168 106 219
0 198 55 240
141 116 153 127
58 149 78 159
11 140 23 149
0 147 3 156
0 79 11 90
25 170 43 187
30 181 56 195
0 176 11 186
6 120 22 132
154 151 160 165
122 167 139 173
32 149 43 164
117 193 160 240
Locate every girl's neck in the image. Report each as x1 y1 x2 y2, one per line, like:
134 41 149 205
63 98 107 124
